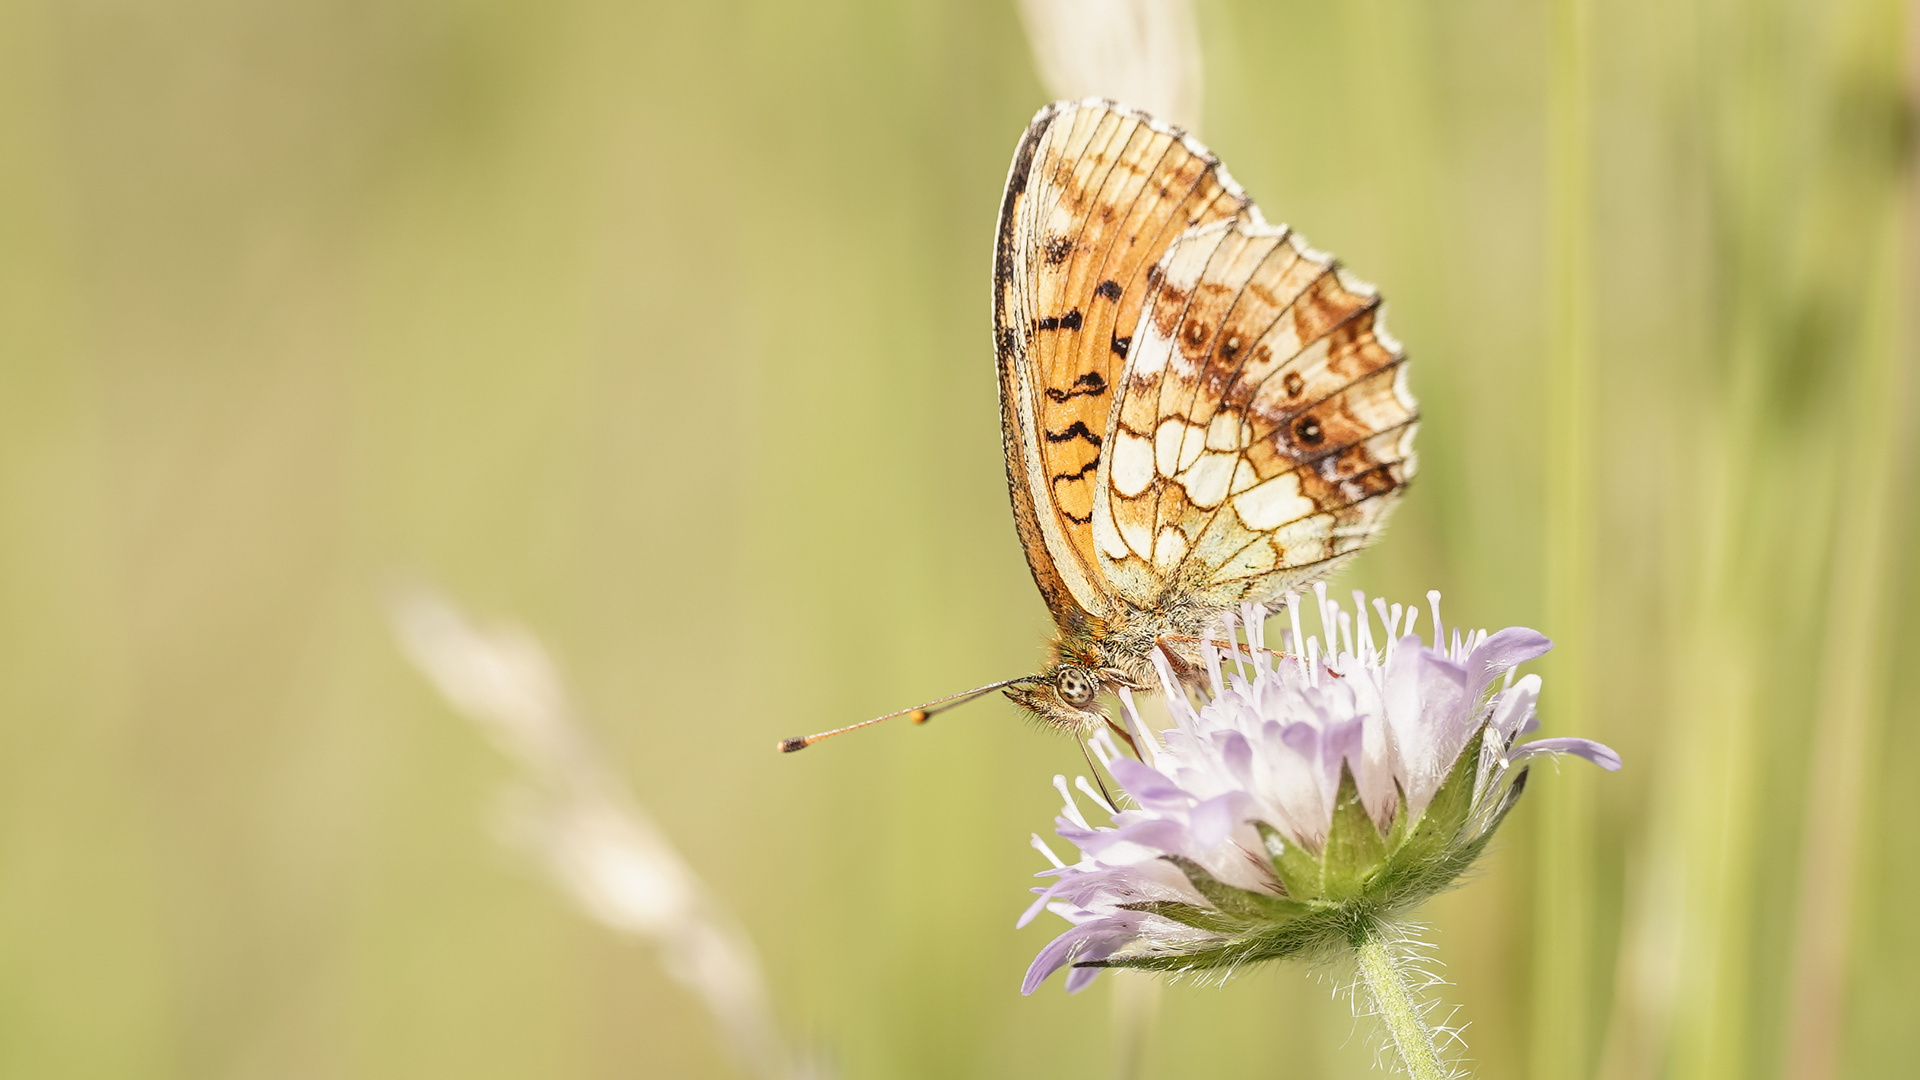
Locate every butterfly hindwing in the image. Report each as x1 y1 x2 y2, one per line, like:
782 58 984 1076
1091 216 1418 610
995 100 1249 626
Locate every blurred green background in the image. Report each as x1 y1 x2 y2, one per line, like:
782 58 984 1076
2 0 1915 1078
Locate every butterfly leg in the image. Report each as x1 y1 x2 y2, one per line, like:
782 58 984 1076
1103 717 1142 761
1078 737 1120 808
1156 633 1296 664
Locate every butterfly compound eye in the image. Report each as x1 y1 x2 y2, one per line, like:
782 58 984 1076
1055 667 1098 709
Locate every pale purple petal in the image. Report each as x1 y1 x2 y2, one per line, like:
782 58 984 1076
1266 740 1338 846
1022 922 1105 994
1189 792 1251 850
1323 716 1363 776
1465 627 1552 700
1350 693 1398 824
1215 729 1255 787
1040 869 1172 912
1387 644 1470 813
1022 912 1156 995
1488 673 1541 741
1081 816 1190 856
1063 964 1104 994
1108 759 1193 810
1062 921 1137 993
1279 720 1321 757
1017 889 1054 928
1510 737 1622 771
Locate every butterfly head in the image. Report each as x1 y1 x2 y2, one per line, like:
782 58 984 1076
1004 662 1110 734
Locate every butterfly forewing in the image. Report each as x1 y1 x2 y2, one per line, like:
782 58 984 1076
995 100 1250 625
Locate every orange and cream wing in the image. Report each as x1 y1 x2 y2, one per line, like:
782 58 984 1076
994 100 1249 625
1090 216 1419 610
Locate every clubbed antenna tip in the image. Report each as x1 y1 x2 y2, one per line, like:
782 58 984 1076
773 677 1023 755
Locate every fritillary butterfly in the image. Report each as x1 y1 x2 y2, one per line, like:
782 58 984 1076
992 99 1419 732
779 100 1416 752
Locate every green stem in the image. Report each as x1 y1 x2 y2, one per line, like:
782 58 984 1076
1109 970 1160 1080
1353 925 1455 1080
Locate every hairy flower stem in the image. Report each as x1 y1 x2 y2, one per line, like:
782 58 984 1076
1353 925 1454 1080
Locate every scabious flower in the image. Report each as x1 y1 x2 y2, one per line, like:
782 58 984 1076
1021 585 1619 996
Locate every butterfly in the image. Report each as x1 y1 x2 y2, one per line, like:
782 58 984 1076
779 99 1416 752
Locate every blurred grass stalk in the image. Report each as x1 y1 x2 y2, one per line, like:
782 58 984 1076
1015 0 1203 131
390 588 815 1080
1614 0 1914 1078
1537 0 1598 1075
1780 4 1915 1080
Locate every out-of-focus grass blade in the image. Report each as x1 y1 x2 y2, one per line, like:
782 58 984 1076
1536 0 1599 1077
390 586 824 1080
1015 0 1204 131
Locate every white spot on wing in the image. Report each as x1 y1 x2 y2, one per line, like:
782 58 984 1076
1233 472 1316 531
1111 431 1155 498
1177 452 1236 509
1127 319 1175 382
1153 526 1189 573
1155 418 1186 478
1205 411 1248 451
1177 420 1205 471
1158 225 1227 292
1229 458 1260 495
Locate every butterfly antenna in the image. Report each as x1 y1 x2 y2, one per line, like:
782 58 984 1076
776 677 1026 753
